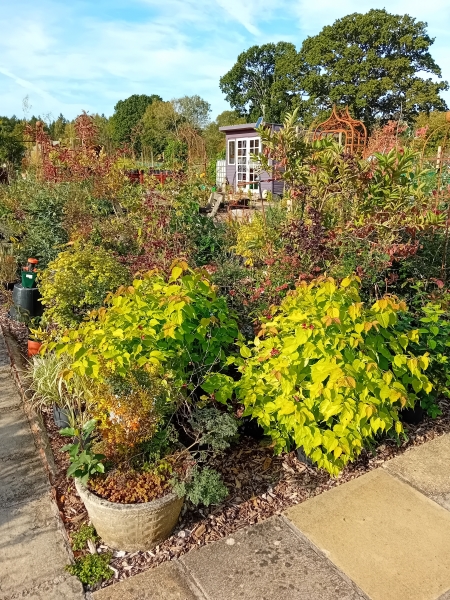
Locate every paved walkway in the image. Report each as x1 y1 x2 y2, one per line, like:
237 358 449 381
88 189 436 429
0 330 84 600
94 434 450 600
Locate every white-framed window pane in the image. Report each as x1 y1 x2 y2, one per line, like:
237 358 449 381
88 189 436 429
249 138 260 155
228 140 235 165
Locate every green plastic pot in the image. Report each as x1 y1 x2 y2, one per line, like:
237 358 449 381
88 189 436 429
21 270 37 288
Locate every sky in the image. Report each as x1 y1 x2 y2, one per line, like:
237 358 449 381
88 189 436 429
0 0 450 122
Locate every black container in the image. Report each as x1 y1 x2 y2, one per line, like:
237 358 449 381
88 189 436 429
401 405 425 425
53 405 71 429
11 284 43 318
296 447 314 467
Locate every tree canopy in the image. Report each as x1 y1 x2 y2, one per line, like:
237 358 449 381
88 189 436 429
0 117 25 168
172 95 211 129
219 42 298 123
220 10 448 129
299 9 448 127
140 100 183 159
203 110 247 159
111 94 162 150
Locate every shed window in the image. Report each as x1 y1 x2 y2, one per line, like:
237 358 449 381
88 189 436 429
228 140 236 165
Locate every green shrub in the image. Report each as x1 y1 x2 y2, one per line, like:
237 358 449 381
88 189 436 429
39 242 130 328
51 264 238 389
172 467 228 507
66 552 112 586
70 524 98 551
235 276 433 475
400 293 450 408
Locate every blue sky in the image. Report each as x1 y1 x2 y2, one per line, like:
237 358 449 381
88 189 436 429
1 0 449 121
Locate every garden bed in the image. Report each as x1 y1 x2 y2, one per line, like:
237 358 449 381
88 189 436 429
2 297 450 590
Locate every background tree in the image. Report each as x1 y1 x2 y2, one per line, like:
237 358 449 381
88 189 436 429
111 94 162 151
92 114 116 154
413 110 450 154
203 110 247 160
140 100 183 161
0 116 25 169
298 9 448 128
219 42 298 123
48 113 68 141
172 95 211 129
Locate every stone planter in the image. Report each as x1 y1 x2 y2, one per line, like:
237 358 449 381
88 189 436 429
75 479 184 552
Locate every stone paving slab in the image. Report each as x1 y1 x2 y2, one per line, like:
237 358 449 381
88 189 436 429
284 469 450 600
0 370 21 410
2 575 88 600
0 455 49 506
0 405 37 460
93 562 203 600
384 433 450 511
181 516 366 600
0 328 84 600
0 497 78 595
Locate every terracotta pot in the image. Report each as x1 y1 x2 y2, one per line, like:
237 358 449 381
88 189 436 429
27 340 42 357
75 479 184 552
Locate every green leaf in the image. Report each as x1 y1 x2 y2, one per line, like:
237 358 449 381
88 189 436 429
412 377 422 393
240 345 252 358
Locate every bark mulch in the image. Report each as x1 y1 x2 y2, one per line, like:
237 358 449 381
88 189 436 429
2 292 450 591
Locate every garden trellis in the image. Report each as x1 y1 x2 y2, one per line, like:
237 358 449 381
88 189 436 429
312 106 367 154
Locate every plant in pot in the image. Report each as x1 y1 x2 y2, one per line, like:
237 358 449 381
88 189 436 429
29 352 93 429
13 307 43 357
52 263 240 551
0 242 19 290
60 371 236 552
28 317 44 357
21 257 39 288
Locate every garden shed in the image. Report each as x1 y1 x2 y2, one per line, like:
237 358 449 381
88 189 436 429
219 123 283 195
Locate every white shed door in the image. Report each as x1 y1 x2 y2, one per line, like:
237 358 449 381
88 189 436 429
236 138 260 191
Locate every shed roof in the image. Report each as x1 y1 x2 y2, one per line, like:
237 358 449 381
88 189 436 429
219 122 281 134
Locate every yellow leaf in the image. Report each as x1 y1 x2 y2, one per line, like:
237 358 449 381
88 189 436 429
383 371 393 385
395 421 403 434
334 446 343 458
341 277 351 288
418 354 429 370
365 405 375 418
171 266 183 281
408 329 420 343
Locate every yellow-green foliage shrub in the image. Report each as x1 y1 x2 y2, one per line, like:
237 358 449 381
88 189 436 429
50 264 239 388
39 242 130 328
235 276 433 475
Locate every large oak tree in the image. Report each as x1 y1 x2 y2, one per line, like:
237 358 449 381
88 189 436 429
299 9 448 127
